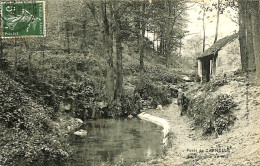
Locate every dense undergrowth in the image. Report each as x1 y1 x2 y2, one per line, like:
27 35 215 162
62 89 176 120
0 70 71 166
178 77 237 136
1 41 183 121
0 39 187 165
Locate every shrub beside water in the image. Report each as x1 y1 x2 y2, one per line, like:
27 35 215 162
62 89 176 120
137 79 173 109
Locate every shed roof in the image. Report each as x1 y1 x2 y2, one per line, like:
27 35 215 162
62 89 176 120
197 33 239 59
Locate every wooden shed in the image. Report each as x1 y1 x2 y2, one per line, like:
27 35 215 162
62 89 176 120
197 33 239 82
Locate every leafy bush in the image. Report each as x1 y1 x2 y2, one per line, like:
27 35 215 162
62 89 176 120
202 76 228 92
212 95 237 135
137 79 172 109
145 65 179 84
103 89 142 118
182 93 237 136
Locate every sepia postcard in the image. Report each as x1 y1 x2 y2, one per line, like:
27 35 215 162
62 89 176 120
0 0 259 165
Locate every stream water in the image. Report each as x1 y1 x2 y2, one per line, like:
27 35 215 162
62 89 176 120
69 118 164 166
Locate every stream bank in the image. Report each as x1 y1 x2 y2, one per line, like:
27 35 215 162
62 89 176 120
138 75 260 165
138 112 170 145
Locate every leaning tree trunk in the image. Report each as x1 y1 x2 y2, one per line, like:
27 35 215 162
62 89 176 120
251 1 260 82
238 0 248 71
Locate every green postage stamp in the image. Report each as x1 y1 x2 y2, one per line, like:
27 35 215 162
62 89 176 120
1 1 46 38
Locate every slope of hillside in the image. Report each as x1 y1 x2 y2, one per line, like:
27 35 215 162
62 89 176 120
139 72 260 165
0 70 75 166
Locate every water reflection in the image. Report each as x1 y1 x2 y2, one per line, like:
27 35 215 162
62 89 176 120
69 118 164 166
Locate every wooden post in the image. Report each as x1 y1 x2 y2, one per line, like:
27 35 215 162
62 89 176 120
212 55 217 78
198 59 203 79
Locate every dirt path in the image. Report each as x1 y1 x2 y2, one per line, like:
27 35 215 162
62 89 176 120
141 80 260 166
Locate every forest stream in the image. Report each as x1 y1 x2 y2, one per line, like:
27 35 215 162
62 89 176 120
66 118 164 166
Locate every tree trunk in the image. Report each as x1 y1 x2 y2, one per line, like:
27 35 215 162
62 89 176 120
202 0 206 52
137 2 146 91
114 17 123 99
80 3 88 55
165 1 172 67
108 3 115 103
246 1 256 71
251 1 260 82
238 0 248 71
213 0 220 44
101 1 114 103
